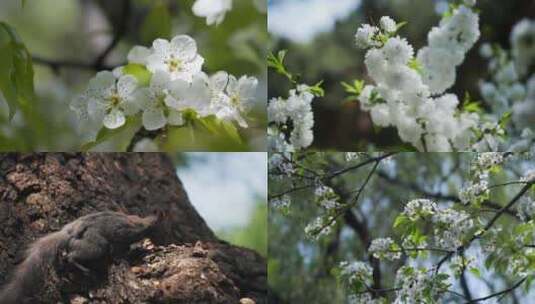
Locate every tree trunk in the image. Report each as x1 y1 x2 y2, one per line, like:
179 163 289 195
0 153 266 303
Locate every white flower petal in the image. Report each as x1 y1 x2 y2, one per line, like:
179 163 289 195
210 71 229 92
103 109 126 129
88 71 116 98
128 46 152 64
150 70 171 92
238 76 258 101
171 35 198 60
152 38 170 55
142 108 167 130
117 75 138 97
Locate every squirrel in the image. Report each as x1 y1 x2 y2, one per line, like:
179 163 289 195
0 211 158 304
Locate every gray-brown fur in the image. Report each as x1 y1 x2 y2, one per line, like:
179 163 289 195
0 211 157 304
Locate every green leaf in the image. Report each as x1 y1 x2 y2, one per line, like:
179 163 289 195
122 63 152 86
0 22 35 120
462 92 483 113
469 267 481 278
81 116 142 151
308 80 324 97
341 79 365 96
498 111 512 129
393 214 409 228
196 115 243 144
267 50 294 82
395 21 408 32
140 3 171 44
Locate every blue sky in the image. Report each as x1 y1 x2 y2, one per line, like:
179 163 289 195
268 0 361 43
177 153 267 230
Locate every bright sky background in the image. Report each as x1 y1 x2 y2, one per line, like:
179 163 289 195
268 0 361 43
177 153 267 231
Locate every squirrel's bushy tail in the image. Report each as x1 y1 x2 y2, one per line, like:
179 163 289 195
0 231 66 304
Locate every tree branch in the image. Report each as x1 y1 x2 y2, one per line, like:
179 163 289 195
436 181 534 271
464 277 526 303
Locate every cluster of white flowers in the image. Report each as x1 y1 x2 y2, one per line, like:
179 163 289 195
418 5 480 94
475 152 504 170
345 152 363 162
347 293 378 304
459 153 504 205
271 195 291 211
432 208 474 250
521 169 535 183
394 266 448 304
403 199 438 220
517 197 535 221
268 153 295 176
478 19 535 151
339 260 373 286
354 8 481 151
192 0 232 26
268 85 316 152
369 237 401 261
513 76 535 131
71 35 258 141
314 184 340 210
511 19 535 76
304 216 334 240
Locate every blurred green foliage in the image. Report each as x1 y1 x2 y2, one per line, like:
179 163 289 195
0 0 267 151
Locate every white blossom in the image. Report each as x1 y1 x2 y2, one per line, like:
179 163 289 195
403 199 437 220
511 19 535 76
339 261 373 286
146 35 204 82
380 16 397 33
355 24 379 49
79 71 140 130
369 237 401 261
394 266 448 303
192 0 232 26
268 85 316 152
135 70 184 131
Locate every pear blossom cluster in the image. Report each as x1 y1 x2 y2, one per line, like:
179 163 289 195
517 197 535 221
521 169 535 183
71 35 258 142
192 0 232 26
338 260 373 287
369 237 401 261
432 208 474 250
268 153 295 177
401 198 474 251
345 152 365 162
271 195 291 212
459 152 505 205
354 3 483 151
394 266 449 304
478 19 535 152
268 85 316 152
315 184 340 210
304 215 335 240
403 199 438 220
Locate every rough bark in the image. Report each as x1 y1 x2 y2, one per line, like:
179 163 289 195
0 153 266 303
